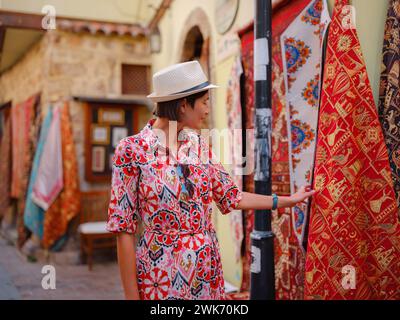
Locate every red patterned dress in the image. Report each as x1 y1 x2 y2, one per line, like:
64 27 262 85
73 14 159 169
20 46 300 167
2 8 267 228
107 118 243 300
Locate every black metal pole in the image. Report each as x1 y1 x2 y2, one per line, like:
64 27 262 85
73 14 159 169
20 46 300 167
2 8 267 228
250 0 275 300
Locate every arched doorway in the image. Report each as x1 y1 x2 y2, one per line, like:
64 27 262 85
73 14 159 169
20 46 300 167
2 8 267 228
177 8 214 129
181 26 204 62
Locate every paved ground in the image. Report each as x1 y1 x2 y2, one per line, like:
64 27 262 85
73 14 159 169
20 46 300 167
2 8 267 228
0 236 124 300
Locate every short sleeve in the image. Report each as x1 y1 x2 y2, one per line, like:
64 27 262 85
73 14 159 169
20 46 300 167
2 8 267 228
106 138 140 234
209 150 243 215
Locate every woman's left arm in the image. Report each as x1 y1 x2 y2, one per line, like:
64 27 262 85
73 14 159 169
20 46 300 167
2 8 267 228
236 185 315 211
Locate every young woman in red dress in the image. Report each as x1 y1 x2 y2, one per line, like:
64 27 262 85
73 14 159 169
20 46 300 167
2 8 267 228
107 61 315 300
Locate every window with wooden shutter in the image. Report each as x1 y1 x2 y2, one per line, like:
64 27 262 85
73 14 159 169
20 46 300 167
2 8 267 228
121 64 151 95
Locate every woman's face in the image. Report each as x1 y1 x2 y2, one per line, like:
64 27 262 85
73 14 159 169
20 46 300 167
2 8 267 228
180 91 210 130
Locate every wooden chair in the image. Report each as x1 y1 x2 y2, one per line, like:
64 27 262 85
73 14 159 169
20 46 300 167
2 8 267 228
78 190 116 270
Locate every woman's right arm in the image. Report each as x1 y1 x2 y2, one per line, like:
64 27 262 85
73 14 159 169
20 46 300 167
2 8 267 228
108 138 142 300
116 233 140 300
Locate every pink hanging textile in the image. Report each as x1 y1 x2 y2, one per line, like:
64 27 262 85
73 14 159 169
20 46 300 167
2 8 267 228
31 104 63 211
11 97 35 199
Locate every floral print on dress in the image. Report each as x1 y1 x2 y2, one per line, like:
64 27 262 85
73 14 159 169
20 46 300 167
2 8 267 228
107 118 243 300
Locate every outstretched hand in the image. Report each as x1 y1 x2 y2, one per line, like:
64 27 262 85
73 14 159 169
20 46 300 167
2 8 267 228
289 185 316 207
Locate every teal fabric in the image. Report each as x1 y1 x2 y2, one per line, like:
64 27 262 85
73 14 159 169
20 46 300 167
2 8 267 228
24 107 53 238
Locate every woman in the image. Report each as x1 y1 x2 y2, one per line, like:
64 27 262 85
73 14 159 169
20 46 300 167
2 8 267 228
107 61 315 300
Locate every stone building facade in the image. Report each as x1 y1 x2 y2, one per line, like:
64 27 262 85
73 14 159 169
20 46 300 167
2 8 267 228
0 26 153 261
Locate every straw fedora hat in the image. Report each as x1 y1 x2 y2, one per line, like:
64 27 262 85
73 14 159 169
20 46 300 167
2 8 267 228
147 61 218 103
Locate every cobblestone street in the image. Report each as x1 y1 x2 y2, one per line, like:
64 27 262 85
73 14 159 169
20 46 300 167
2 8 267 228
0 237 124 300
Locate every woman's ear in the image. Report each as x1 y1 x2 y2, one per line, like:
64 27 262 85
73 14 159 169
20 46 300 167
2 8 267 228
179 98 187 114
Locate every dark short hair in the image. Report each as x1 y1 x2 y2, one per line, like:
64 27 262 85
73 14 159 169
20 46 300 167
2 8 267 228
153 90 208 121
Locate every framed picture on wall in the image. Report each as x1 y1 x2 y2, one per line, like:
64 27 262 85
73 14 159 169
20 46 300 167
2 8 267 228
112 127 128 147
98 108 125 125
82 100 142 183
91 124 110 145
92 146 106 172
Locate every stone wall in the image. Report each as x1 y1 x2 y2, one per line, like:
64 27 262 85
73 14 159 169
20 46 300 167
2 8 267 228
0 36 45 106
43 31 151 110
